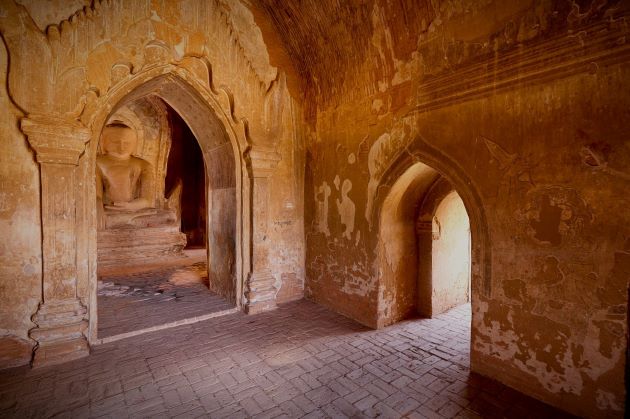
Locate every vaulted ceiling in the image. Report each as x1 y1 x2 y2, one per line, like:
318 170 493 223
251 0 627 109
254 0 436 104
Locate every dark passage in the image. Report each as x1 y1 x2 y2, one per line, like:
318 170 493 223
165 107 207 248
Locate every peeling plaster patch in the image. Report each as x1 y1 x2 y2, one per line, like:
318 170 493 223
381 222 407 271
150 10 162 22
314 181 331 236
341 266 374 297
174 39 186 60
593 320 623 358
372 99 384 113
377 285 396 320
518 186 593 248
220 0 277 86
391 51 420 86
347 153 356 164
530 195 562 245
581 311 626 381
333 175 340 190
336 179 355 240
596 390 621 411
366 133 391 227
474 300 587 395
0 192 8 212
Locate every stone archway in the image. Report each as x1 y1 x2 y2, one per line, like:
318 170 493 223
369 143 491 368
21 65 284 365
88 71 243 341
84 68 256 341
4 0 293 369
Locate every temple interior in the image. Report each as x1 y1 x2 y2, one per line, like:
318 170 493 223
0 0 628 417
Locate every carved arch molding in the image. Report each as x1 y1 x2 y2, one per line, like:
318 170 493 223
0 0 289 367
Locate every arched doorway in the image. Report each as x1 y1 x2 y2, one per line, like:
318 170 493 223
86 71 248 342
377 162 472 323
373 148 490 369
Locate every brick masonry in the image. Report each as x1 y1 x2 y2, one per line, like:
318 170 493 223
0 301 572 418
98 260 233 338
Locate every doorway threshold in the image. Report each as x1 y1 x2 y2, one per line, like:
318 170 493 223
93 306 239 345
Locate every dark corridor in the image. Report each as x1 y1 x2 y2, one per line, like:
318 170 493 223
165 106 207 248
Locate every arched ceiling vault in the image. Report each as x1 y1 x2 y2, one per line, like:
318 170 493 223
252 0 629 111
255 0 433 104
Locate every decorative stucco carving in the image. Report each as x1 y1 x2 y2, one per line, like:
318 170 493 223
0 0 288 147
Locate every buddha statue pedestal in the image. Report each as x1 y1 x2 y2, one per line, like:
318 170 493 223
97 223 187 268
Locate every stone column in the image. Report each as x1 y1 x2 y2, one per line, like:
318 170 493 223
21 116 91 367
416 217 434 318
244 147 281 314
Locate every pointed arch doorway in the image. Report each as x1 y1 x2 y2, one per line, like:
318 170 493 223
373 146 491 372
87 72 248 342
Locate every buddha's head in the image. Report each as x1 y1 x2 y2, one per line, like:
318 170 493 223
101 123 138 160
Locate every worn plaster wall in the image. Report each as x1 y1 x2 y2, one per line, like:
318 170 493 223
306 55 630 419
0 38 40 369
260 0 630 416
269 98 307 304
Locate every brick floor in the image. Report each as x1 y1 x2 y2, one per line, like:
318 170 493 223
0 301 573 418
98 253 233 338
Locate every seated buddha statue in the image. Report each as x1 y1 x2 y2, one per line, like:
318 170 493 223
96 123 178 230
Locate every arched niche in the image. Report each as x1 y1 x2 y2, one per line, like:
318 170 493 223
84 68 250 342
370 144 491 334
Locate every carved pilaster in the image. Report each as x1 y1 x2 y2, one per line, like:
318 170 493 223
21 115 91 367
244 147 281 314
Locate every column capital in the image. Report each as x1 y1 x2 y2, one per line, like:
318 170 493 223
246 146 281 177
21 115 90 165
